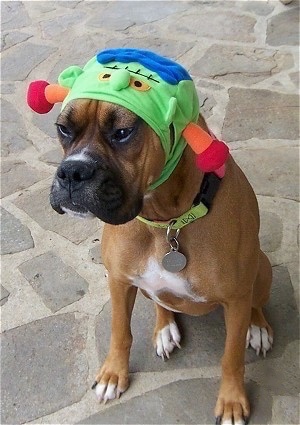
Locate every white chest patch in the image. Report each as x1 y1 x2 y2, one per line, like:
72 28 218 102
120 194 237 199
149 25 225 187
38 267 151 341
132 257 206 311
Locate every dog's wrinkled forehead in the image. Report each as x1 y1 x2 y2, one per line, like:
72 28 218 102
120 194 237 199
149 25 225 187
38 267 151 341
58 99 138 131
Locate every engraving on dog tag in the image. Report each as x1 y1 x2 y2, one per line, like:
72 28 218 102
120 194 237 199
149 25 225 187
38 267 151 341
162 250 187 273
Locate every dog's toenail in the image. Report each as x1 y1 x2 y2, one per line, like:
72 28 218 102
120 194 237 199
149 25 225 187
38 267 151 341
215 416 222 425
243 416 250 425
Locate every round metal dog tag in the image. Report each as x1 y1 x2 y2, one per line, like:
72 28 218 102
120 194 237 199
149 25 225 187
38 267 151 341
162 250 187 273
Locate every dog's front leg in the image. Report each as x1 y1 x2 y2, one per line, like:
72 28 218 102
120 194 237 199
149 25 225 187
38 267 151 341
215 298 252 424
93 279 137 403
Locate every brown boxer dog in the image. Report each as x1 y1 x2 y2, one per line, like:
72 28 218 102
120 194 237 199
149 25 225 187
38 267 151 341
49 97 273 424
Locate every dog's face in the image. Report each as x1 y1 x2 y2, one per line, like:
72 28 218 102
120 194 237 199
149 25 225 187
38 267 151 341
50 99 165 224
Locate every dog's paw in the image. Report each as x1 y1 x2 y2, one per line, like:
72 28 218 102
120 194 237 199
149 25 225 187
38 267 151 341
216 418 248 425
92 356 129 403
155 321 181 360
92 381 125 404
215 385 250 425
246 324 273 357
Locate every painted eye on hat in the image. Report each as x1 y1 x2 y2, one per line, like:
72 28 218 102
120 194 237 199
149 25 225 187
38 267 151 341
129 78 151 92
98 73 112 81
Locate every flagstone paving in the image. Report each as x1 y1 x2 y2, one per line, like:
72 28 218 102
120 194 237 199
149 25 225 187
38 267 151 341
1 1 299 424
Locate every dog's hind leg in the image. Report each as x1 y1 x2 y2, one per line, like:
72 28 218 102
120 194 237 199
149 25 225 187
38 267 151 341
247 250 273 357
153 303 181 360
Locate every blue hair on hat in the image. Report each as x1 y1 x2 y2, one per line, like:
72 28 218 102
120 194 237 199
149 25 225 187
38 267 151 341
97 48 192 85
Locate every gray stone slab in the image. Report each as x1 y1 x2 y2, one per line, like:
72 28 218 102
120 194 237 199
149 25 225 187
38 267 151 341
79 378 272 424
47 34 103 84
39 147 63 166
0 207 34 255
32 106 61 139
60 1 82 8
195 78 223 92
1 31 32 51
165 7 256 43
1 313 88 424
240 1 275 16
14 186 99 244
194 80 221 119
18 251 89 312
1 160 50 198
25 2 56 14
0 285 10 306
272 395 300 424
267 8 299 46
290 71 299 88
40 10 87 39
249 339 300 400
259 210 283 253
1 82 16 94
222 88 299 141
95 265 298 373
264 266 299 360
1 42 57 81
190 44 293 85
89 243 102 265
87 1 189 31
1 99 30 156
232 147 299 201
1 1 31 31
198 94 217 119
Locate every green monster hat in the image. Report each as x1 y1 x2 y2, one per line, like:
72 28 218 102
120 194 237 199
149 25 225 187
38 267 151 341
27 48 229 189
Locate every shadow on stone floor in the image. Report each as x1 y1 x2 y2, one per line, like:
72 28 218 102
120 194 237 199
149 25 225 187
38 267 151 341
78 378 273 425
95 265 299 372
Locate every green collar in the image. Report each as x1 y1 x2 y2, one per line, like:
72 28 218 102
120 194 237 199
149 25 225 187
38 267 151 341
136 202 208 229
137 172 222 230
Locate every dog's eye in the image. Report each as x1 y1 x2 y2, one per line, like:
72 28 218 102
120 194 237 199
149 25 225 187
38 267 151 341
111 127 134 144
56 123 72 139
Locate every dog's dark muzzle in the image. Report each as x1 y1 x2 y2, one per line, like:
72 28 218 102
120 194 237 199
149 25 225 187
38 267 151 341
56 160 96 190
50 159 142 224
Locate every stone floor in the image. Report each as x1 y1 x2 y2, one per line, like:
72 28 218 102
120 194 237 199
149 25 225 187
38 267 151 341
1 1 299 424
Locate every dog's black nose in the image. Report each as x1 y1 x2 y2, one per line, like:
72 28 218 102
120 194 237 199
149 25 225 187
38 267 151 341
57 160 95 187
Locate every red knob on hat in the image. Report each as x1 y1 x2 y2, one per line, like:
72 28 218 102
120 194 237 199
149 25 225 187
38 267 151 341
27 80 54 114
195 139 229 172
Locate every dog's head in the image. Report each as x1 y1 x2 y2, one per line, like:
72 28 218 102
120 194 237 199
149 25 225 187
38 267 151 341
27 48 228 225
50 99 165 224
